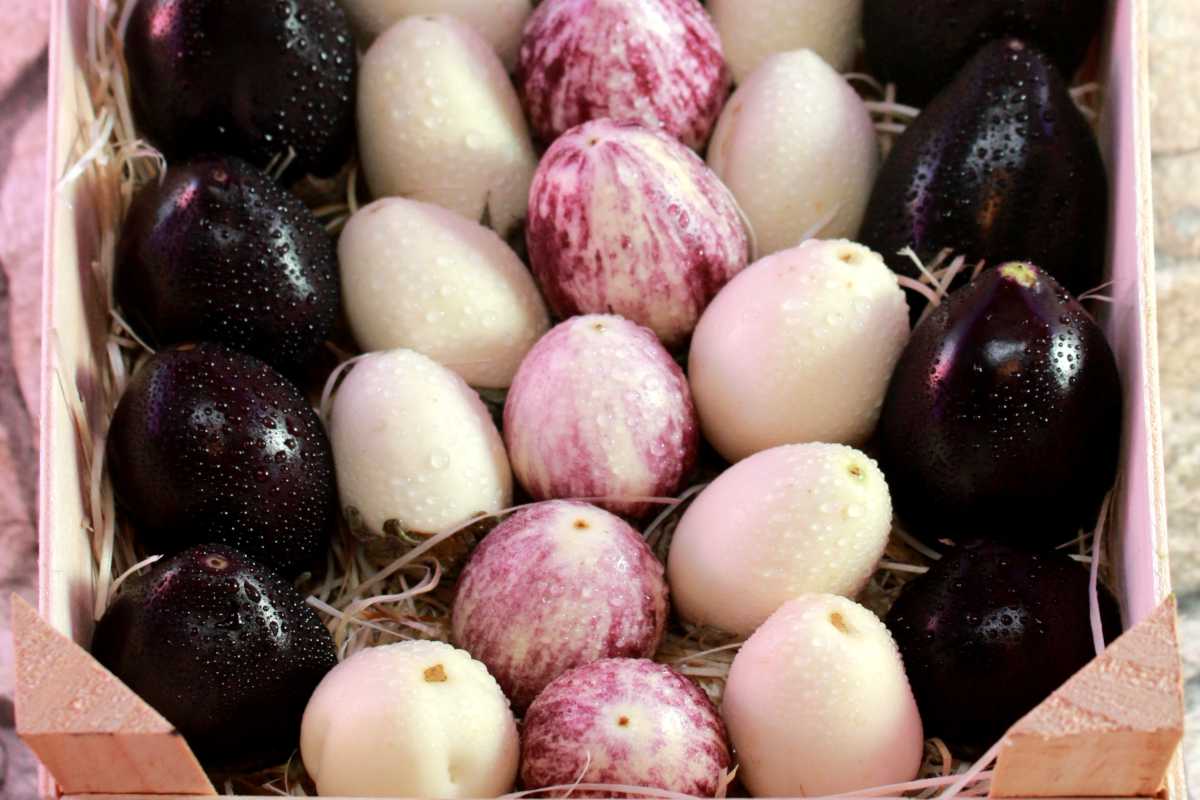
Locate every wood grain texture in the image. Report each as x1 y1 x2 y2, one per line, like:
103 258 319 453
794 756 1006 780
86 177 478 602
991 596 1184 798
12 595 215 796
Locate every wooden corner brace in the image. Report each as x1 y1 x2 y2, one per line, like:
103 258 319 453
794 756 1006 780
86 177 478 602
991 595 1185 798
12 594 216 796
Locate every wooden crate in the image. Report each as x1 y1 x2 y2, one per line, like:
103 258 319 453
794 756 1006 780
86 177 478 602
17 0 1184 797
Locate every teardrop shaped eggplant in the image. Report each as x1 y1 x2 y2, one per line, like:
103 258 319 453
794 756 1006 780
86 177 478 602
859 39 1108 318
886 539 1121 747
125 0 356 177
863 1 1107 105
106 344 338 576
115 155 340 375
878 262 1121 545
92 544 338 771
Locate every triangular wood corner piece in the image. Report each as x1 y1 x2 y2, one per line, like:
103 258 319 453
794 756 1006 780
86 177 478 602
990 595 1184 799
12 594 216 796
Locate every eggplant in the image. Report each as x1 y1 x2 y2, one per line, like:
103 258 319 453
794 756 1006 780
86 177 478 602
887 539 1121 747
863 0 1107 105
878 262 1121 546
125 0 356 177
106 344 338 576
859 39 1108 319
93 544 337 771
115 155 340 375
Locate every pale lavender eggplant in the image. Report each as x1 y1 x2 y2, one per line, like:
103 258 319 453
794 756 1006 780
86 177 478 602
503 314 698 518
527 120 750 348
520 658 732 797
516 0 730 150
451 500 668 711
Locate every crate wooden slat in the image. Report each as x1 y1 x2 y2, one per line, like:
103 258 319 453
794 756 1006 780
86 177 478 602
12 596 216 796
990 596 1184 798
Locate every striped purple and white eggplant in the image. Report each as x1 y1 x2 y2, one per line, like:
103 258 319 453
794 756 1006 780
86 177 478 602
451 500 669 711
503 314 698 518
526 119 750 348
520 658 732 797
516 0 730 150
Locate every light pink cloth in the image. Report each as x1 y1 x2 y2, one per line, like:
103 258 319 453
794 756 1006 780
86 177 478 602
0 1 50 797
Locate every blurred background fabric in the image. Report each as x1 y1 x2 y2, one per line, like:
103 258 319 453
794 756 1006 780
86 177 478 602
0 0 1199 797
0 2 50 798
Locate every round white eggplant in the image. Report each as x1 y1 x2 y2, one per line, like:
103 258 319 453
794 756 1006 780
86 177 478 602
722 595 924 797
707 50 878 255
688 239 909 462
339 0 532 69
358 15 537 237
709 0 864 81
339 197 549 388
301 640 519 798
668 443 892 636
328 348 512 550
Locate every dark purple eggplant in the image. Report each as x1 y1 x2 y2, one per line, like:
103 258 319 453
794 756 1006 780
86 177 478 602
859 39 1108 319
106 344 337 576
863 1 1107 105
115 155 339 375
125 0 356 177
92 544 337 771
879 262 1121 545
887 539 1121 747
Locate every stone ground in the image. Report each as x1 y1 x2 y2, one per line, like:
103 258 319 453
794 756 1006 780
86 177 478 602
2 2 1200 798
1151 0 1200 790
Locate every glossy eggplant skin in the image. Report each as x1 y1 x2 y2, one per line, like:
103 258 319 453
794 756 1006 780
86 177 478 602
887 539 1121 747
92 544 338 772
125 0 356 177
106 344 337 576
878 263 1121 546
859 40 1108 318
863 0 1107 105
115 155 339 376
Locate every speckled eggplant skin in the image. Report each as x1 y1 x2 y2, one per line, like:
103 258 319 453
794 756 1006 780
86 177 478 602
526 119 749 348
859 40 1108 317
106 344 337 576
516 0 729 149
92 545 337 772
452 501 669 711
878 263 1121 546
125 0 356 177
115 155 340 375
503 315 699 519
887 539 1121 747
520 658 731 797
863 0 1108 105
